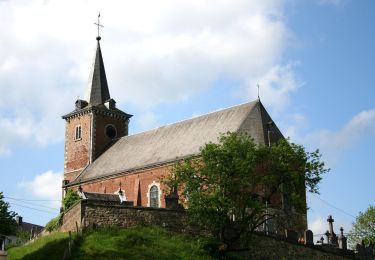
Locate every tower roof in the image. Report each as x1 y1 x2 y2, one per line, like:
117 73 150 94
84 39 111 106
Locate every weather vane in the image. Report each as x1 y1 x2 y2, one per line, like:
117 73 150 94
257 84 260 99
94 12 104 40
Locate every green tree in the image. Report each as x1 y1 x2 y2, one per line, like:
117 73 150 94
62 189 81 211
348 205 375 252
0 191 17 235
164 132 328 244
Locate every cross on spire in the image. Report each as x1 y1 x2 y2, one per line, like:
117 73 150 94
94 12 104 41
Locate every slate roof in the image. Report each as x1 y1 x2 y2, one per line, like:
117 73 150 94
61 38 132 120
84 39 111 106
70 99 283 185
17 222 44 234
82 192 120 202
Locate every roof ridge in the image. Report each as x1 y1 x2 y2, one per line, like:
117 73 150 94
83 191 117 195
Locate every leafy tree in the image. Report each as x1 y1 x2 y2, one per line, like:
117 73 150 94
0 191 17 235
62 189 81 212
163 132 328 244
348 205 375 252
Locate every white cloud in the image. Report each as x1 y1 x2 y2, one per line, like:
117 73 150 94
309 216 327 235
0 0 298 155
136 111 159 132
18 170 63 208
304 109 375 165
0 146 10 156
282 113 308 140
281 109 375 165
245 63 302 112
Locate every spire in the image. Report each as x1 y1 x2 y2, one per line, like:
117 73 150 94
85 13 109 106
84 38 111 106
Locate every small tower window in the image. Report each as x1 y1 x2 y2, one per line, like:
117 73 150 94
75 125 82 140
149 185 159 208
105 124 117 139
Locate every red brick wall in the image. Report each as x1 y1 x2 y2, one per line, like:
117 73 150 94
94 114 128 159
64 111 129 182
64 114 92 182
66 164 306 231
76 165 170 208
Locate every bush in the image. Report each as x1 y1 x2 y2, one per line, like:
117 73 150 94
62 189 81 211
45 215 63 232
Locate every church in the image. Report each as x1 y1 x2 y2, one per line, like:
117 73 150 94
61 35 306 230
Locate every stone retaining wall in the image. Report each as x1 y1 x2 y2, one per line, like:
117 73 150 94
60 201 82 232
60 200 190 234
60 200 358 259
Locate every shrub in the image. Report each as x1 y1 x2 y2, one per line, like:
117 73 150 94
45 215 63 232
62 189 81 211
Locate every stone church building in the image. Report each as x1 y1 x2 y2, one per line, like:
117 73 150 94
62 36 306 230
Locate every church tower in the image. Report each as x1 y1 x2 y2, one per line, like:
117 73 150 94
62 35 132 183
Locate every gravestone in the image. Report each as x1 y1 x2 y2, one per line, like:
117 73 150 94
356 242 366 256
285 229 298 243
304 230 314 246
327 215 338 246
165 193 180 209
338 227 347 250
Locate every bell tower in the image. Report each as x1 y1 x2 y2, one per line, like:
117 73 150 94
62 35 132 183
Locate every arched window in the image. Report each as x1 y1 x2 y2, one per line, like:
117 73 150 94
75 125 82 140
149 185 159 208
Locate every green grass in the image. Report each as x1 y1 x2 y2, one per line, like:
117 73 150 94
7 232 69 260
7 226 214 259
71 226 213 259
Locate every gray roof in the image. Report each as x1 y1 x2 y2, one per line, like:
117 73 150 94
84 39 111 106
82 192 120 202
18 222 44 233
71 100 283 185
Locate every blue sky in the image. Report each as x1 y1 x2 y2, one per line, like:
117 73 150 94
0 0 374 237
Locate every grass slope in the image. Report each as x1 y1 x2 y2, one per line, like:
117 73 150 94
7 232 69 260
7 226 214 259
71 226 212 260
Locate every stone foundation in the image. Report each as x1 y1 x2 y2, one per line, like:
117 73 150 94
60 199 190 234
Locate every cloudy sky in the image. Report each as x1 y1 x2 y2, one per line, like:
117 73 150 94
0 0 374 238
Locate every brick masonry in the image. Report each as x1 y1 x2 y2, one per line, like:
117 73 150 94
63 110 129 182
64 114 92 182
75 165 170 208
94 113 128 160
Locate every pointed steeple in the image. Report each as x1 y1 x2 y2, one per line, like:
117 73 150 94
84 38 111 106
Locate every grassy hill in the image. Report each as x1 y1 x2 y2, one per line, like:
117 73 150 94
7 226 214 260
